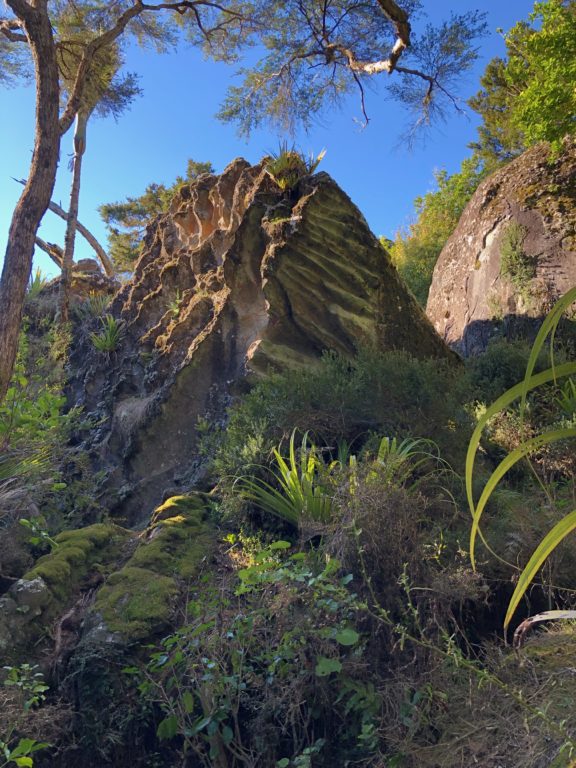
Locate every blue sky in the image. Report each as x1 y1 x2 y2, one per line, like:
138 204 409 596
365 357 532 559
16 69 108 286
0 1 534 279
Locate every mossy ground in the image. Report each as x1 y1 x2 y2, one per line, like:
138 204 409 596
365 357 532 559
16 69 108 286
24 522 134 619
95 494 215 639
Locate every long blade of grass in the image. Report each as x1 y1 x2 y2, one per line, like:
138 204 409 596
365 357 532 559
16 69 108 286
520 286 576 414
466 362 576 520
470 427 576 568
504 509 576 630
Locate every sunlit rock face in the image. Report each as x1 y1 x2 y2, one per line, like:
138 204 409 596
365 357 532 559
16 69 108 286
426 137 576 356
68 158 451 525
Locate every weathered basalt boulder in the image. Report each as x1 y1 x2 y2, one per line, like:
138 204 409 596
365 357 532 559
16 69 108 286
426 138 576 356
69 158 451 525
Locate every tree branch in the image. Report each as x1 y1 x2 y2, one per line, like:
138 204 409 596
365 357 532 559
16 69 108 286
34 236 63 268
326 43 395 74
0 17 28 42
375 0 411 72
14 177 115 276
59 1 145 135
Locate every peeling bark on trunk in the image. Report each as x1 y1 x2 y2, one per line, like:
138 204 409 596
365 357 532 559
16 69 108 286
0 2 60 403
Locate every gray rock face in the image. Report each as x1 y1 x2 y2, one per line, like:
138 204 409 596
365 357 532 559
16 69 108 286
0 577 50 656
426 138 576 356
68 158 451 526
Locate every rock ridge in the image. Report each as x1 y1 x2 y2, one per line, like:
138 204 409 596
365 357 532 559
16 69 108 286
69 158 451 525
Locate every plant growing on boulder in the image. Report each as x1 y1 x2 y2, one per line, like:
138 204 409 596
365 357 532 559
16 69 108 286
235 430 336 526
499 221 535 302
264 143 326 191
90 314 124 353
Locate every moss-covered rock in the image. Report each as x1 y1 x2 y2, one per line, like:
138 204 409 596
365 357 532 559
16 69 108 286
94 496 214 640
26 523 133 605
0 523 133 658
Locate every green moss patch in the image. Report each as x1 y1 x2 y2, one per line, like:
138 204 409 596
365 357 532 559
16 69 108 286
95 496 214 640
23 522 134 626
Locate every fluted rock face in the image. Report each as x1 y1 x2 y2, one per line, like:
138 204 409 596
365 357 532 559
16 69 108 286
70 158 450 525
426 138 576 356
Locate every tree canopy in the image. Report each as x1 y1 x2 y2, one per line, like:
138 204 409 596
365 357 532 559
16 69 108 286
218 2 488 136
469 0 576 166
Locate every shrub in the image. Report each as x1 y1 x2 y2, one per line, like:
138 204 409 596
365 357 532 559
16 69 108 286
264 142 325 191
211 348 469 484
132 541 378 767
90 314 124 352
499 221 536 302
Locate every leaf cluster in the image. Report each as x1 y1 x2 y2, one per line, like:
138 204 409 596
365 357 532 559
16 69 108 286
469 0 576 165
89 314 124 353
133 542 376 766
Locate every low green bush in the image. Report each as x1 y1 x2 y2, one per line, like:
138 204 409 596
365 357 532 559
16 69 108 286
210 348 470 484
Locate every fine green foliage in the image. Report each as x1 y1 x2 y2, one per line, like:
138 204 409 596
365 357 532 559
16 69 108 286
0 666 50 767
18 517 59 551
90 314 124 353
211 348 469 487
388 156 487 305
166 288 183 317
74 292 111 320
235 431 336 525
0 736 50 768
506 0 576 153
0 328 75 488
370 436 449 492
218 5 487 137
469 0 576 165
0 369 67 452
499 221 535 301
26 269 49 300
2 666 49 712
264 144 326 191
99 159 214 270
555 377 576 417
467 286 576 629
130 541 376 766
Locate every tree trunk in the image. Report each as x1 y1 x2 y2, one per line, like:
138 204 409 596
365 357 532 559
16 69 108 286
14 178 115 277
0 2 60 403
59 112 87 323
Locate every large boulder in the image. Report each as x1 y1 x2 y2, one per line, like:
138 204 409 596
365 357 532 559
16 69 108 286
426 138 576 356
69 158 451 525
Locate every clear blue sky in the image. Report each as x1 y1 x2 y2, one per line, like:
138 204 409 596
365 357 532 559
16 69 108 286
0 1 534 279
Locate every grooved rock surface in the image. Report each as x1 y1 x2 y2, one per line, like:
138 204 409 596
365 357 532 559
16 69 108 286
426 138 576 356
69 159 450 525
